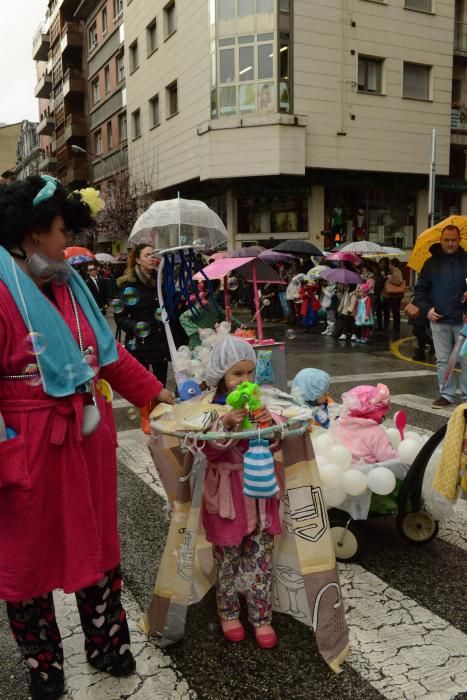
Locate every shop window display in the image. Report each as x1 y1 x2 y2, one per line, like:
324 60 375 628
237 195 308 235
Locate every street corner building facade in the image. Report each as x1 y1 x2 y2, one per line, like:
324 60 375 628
124 0 467 252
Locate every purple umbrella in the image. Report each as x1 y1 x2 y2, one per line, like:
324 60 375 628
325 251 362 265
320 268 363 285
258 250 296 264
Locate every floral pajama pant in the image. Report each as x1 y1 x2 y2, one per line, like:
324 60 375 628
213 528 274 628
6 565 131 681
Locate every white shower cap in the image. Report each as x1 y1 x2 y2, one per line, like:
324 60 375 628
205 336 256 387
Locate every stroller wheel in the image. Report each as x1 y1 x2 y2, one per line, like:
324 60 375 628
397 511 439 544
330 519 359 561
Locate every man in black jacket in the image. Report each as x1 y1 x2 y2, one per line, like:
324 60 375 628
86 263 108 314
413 225 467 408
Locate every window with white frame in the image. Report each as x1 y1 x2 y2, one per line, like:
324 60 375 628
147 19 157 55
118 112 127 141
116 52 125 82
132 109 141 139
358 55 384 93
104 65 111 94
166 81 178 116
91 77 100 105
102 7 108 35
88 22 98 52
217 0 273 18
129 40 139 72
94 129 103 155
149 94 160 127
404 0 432 11
164 1 176 37
403 62 431 100
113 0 123 20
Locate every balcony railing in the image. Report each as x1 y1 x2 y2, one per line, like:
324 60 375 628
451 107 467 130
34 73 53 99
32 23 50 61
454 21 467 53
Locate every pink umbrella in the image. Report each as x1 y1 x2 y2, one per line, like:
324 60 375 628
209 251 229 261
230 246 266 258
194 257 284 340
325 251 362 265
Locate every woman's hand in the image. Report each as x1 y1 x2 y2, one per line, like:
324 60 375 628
156 388 176 405
254 406 273 425
222 409 247 430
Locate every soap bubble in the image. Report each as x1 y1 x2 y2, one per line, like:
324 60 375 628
127 407 138 421
110 299 124 314
367 467 396 496
123 287 139 306
24 332 47 356
135 322 150 339
227 277 239 291
23 363 42 387
83 354 99 375
155 308 163 322
286 329 296 340
342 469 368 496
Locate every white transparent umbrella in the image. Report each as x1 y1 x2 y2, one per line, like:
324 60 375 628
95 252 116 263
128 197 228 251
338 241 385 255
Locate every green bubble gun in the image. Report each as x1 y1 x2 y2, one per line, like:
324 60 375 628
226 382 268 430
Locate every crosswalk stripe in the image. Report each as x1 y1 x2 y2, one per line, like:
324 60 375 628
391 394 455 418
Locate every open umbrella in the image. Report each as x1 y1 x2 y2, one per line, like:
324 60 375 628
68 255 94 266
325 251 362 265
306 265 329 281
273 240 324 256
337 241 384 255
64 246 95 260
209 251 229 261
95 252 116 263
129 197 228 251
230 246 265 258
408 215 467 273
320 268 363 285
258 250 296 264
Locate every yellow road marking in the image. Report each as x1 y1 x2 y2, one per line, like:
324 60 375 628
390 336 460 373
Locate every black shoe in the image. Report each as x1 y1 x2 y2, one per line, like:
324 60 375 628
29 670 65 700
87 650 136 677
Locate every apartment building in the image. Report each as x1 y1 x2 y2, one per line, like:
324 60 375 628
0 123 22 180
73 0 129 252
15 120 41 180
125 0 467 250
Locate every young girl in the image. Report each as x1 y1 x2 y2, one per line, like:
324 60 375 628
203 336 282 649
337 283 358 341
334 384 398 464
291 368 334 428
354 282 374 343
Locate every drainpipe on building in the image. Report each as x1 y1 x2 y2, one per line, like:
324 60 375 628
427 128 436 227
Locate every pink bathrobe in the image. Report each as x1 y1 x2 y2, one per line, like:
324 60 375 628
0 281 162 601
334 416 398 465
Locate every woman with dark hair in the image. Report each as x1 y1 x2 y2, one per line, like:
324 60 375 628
115 243 177 433
382 257 405 336
0 176 173 700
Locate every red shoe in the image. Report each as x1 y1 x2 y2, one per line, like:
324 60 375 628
220 620 245 643
254 625 278 649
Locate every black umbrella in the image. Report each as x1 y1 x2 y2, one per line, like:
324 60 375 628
273 240 324 256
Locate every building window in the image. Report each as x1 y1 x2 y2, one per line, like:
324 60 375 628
149 94 160 127
116 52 125 82
147 19 157 55
107 121 113 149
403 62 431 100
164 1 176 38
94 130 103 155
404 0 432 11
102 8 108 35
91 77 100 105
88 22 98 52
358 56 384 94
118 112 127 141
217 0 273 17
104 65 111 94
113 0 123 20
166 81 178 117
129 41 139 73
132 108 141 139
237 194 308 235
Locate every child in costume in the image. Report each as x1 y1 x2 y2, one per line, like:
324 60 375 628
354 282 374 343
203 336 283 649
299 280 321 332
291 368 334 429
337 284 358 341
334 384 398 464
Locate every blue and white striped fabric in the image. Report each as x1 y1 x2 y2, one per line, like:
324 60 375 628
243 438 279 499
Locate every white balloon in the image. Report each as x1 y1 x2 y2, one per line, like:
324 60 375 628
319 463 343 488
218 321 231 335
342 469 368 496
313 433 333 456
199 328 215 341
404 431 423 443
398 439 421 465
367 467 396 496
322 486 346 508
328 445 353 471
386 428 401 449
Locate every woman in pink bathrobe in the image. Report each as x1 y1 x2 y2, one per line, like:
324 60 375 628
0 176 174 700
